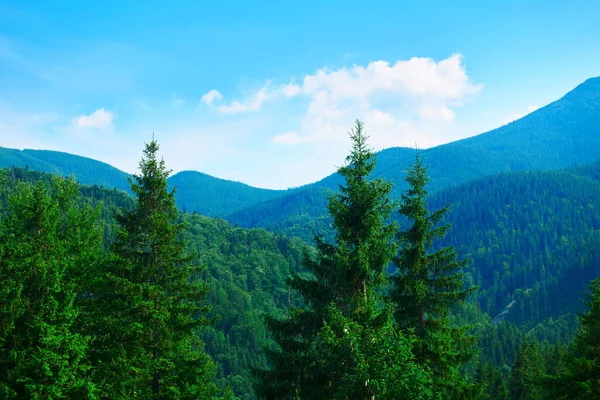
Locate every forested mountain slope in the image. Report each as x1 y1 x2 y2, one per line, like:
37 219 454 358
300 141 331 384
0 147 132 193
168 170 285 216
0 167 307 400
430 160 600 324
3 160 599 398
228 158 600 329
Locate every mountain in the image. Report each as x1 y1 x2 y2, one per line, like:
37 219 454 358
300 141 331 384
0 147 132 193
168 170 285 216
0 148 287 216
227 155 600 328
4 158 600 398
2 77 600 223
225 77 600 236
430 159 600 324
0 166 308 400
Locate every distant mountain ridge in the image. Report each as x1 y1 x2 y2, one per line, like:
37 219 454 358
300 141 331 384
1 76 600 219
225 76 600 231
0 147 286 216
168 170 285 216
0 147 132 193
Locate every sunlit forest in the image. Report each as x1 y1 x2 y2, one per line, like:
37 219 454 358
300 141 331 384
1 117 600 399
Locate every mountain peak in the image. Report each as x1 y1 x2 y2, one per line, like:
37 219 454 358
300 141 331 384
561 76 600 102
580 76 600 87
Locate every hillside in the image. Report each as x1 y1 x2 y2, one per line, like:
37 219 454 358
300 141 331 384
229 156 600 330
0 148 290 217
0 147 132 193
4 158 600 398
430 160 600 324
0 167 307 400
226 77 600 235
168 170 285 216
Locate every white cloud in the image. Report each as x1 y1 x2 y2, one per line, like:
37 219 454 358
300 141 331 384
212 82 301 114
418 105 455 123
503 105 540 125
72 108 114 129
365 109 395 128
296 54 480 101
200 89 223 106
207 54 481 151
217 87 270 113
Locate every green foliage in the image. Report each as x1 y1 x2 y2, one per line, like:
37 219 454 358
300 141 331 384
508 338 545 400
0 147 132 193
430 164 600 324
254 121 431 399
182 215 307 399
392 152 477 398
0 177 102 399
169 171 286 216
0 166 308 399
314 305 432 400
474 363 510 400
84 140 218 399
544 278 600 399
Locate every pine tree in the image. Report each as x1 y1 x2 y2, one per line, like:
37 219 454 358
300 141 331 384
473 362 509 400
0 177 100 399
391 152 476 398
543 278 600 399
86 140 218 399
508 338 544 400
254 121 431 399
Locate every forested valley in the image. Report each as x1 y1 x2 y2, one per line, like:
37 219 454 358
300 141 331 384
1 118 600 399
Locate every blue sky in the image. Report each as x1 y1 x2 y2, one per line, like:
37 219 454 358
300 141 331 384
1 0 599 189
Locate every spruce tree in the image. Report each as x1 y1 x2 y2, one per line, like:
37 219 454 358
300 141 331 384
0 177 100 399
508 338 544 400
544 278 600 399
391 152 476 398
86 140 218 399
473 362 510 400
254 121 431 399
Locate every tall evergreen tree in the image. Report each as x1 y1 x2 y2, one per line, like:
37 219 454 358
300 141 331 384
391 152 476 398
543 278 600 399
86 140 218 399
0 177 101 399
254 121 431 399
508 338 544 400
473 362 509 400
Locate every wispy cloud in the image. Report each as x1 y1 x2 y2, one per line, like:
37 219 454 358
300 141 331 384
72 108 114 129
204 54 481 150
201 82 300 113
200 89 223 106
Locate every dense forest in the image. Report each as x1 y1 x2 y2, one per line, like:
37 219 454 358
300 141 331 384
0 166 308 399
1 118 600 398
